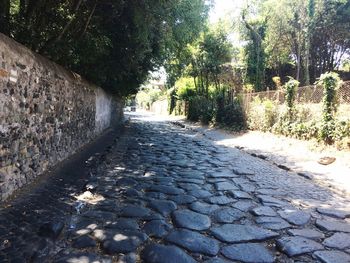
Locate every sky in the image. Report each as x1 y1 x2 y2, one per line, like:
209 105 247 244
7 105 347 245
209 0 246 46
209 0 245 24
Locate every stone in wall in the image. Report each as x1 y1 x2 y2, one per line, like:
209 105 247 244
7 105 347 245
0 33 122 201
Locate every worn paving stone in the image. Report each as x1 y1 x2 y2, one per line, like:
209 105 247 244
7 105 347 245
232 200 257 212
255 216 291 230
172 209 211 230
116 178 138 186
215 182 238 191
147 185 185 195
313 250 350 263
257 195 288 207
209 170 238 178
278 209 311 225
210 224 279 243
228 190 252 199
168 194 197 204
287 229 325 240
317 208 350 219
251 206 277 217
188 189 213 198
277 236 323 256
101 230 148 254
221 243 275 263
316 219 350 233
143 220 172 238
206 195 235 205
145 192 167 199
165 229 220 256
54 252 111 263
38 221 64 239
105 218 139 230
203 258 231 263
213 208 245 223
323 232 350 249
72 235 97 249
148 200 177 216
189 201 220 215
141 244 196 263
178 183 202 191
120 205 151 218
81 210 116 221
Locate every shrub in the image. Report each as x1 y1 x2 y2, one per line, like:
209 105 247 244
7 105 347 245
175 77 196 101
215 96 245 130
316 72 342 144
248 97 278 132
187 96 214 124
284 77 299 122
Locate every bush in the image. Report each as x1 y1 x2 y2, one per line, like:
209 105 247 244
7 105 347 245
175 77 196 101
284 77 299 122
187 96 214 124
248 97 278 132
215 96 245 130
316 72 342 144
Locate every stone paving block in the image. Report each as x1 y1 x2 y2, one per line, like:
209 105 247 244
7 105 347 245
143 220 172 238
287 229 325 240
323 232 350 249
189 201 220 215
148 200 177 216
317 208 350 219
252 206 277 217
172 209 211 230
141 244 196 263
316 219 350 233
206 195 235 205
165 229 220 256
213 208 245 223
210 224 279 243
255 216 291 230
221 243 275 263
120 205 151 218
278 209 311 225
313 250 350 263
277 236 323 256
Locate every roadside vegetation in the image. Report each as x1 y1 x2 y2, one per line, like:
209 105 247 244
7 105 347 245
139 0 350 148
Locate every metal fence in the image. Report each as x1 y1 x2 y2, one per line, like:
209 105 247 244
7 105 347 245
239 81 350 115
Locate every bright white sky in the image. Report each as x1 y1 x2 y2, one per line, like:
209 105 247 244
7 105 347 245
209 0 246 47
209 0 245 23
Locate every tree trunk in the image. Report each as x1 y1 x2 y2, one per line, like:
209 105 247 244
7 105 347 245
0 0 10 34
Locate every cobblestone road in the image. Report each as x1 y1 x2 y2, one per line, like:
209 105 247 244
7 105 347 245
1 113 350 263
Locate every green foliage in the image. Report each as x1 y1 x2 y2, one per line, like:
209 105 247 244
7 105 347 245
248 97 278 132
136 86 165 110
175 77 196 101
284 77 299 121
187 96 214 124
1 0 209 96
186 25 234 96
316 72 341 143
215 96 245 130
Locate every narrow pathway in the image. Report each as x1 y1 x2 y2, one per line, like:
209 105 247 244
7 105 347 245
1 113 350 263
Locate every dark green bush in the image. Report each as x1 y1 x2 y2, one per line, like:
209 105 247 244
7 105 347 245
221 102 246 129
187 96 214 124
316 72 341 144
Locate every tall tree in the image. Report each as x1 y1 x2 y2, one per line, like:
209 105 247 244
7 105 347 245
1 0 210 96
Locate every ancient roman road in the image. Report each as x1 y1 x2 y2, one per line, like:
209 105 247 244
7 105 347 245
1 113 350 263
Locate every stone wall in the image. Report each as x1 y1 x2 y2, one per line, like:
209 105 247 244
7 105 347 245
0 33 123 201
